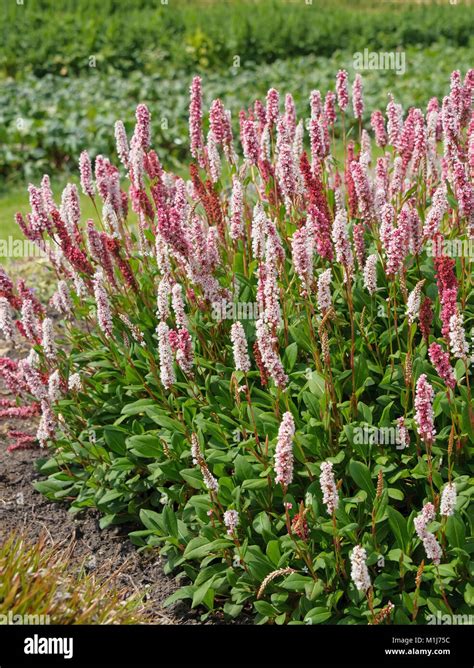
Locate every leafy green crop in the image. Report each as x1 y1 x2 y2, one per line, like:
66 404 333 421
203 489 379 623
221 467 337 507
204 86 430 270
1 43 472 184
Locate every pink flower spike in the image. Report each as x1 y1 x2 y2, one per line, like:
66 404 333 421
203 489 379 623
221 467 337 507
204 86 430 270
230 321 251 373
223 510 239 536
336 70 349 112
157 321 176 389
274 411 295 487
255 319 288 389
79 151 95 197
363 254 377 295
414 503 442 565
440 482 457 517
350 545 371 593
428 343 456 390
332 208 354 277
93 271 113 339
189 76 204 166
114 121 130 168
352 74 364 119
291 224 314 291
317 268 332 314
266 88 280 127
209 98 226 144
371 110 387 147
414 374 436 446
448 311 468 359
230 176 244 241
0 297 14 340
241 119 259 165
324 91 336 126
319 461 339 515
134 103 151 151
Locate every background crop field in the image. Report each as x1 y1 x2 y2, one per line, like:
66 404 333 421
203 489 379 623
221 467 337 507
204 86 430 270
0 0 473 232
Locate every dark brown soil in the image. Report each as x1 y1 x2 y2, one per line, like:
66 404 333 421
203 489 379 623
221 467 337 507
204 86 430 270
0 446 197 624
0 435 254 625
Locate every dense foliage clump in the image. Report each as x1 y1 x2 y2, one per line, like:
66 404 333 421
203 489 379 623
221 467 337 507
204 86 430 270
0 68 473 625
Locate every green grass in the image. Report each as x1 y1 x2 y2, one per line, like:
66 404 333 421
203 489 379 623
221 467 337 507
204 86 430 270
0 180 98 233
0 180 98 265
0 188 29 240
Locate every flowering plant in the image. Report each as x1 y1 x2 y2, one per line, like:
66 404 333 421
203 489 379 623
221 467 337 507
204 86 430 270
1 70 473 624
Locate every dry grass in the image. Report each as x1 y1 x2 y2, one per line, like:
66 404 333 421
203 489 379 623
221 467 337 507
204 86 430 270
0 532 149 624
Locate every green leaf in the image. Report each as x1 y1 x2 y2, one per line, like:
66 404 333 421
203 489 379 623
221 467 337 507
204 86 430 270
464 583 474 606
192 578 215 608
358 402 373 425
103 426 128 455
162 505 178 538
289 322 312 353
163 586 194 607
253 511 274 540
183 537 209 560
34 478 73 495
180 468 205 489
283 342 298 372
145 407 186 433
242 478 268 490
183 537 233 560
308 371 325 398
234 454 254 482
121 399 155 416
302 391 319 418
387 487 404 501
97 489 122 507
379 401 393 427
305 580 325 601
387 506 409 552
127 433 162 457
139 508 163 532
254 601 279 617
304 607 332 624
280 573 313 591
266 540 281 566
349 460 375 500
445 515 465 548
224 603 244 618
